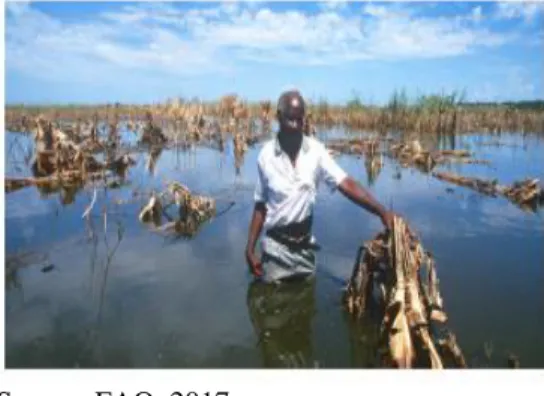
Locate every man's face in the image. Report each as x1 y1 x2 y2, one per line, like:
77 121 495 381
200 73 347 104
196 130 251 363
280 117 304 134
278 117 303 157
277 92 305 156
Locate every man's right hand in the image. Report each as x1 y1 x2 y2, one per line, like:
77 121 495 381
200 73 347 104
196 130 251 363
246 202 266 278
245 249 263 278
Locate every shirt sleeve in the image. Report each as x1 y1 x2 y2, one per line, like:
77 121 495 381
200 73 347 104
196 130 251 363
318 144 347 191
254 160 268 203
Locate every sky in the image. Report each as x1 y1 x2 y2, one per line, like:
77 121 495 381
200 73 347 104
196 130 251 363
4 0 544 105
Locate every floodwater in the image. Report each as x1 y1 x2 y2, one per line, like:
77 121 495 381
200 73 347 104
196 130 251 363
4 128 544 368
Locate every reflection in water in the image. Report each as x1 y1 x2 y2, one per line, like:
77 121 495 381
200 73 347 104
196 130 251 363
233 132 247 177
6 254 30 292
234 149 245 176
59 184 84 206
97 217 125 323
342 301 382 368
31 179 85 206
364 154 383 187
82 208 126 338
247 277 316 368
146 146 163 175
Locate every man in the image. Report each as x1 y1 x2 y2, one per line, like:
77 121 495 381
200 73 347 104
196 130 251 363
245 90 394 283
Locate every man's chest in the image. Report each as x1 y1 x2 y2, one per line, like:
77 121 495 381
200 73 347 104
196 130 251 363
263 154 320 200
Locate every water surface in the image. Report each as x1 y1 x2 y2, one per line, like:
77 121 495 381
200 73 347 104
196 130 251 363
5 130 544 368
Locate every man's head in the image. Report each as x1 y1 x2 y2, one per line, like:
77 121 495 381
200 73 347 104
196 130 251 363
276 90 306 157
277 90 305 132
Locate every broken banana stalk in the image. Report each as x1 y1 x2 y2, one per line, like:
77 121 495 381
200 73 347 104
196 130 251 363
138 181 216 238
433 171 543 211
388 140 489 173
344 216 466 368
326 138 381 156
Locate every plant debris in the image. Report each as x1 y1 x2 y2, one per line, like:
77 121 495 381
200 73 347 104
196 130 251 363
140 111 168 145
433 172 499 197
138 181 216 238
5 114 136 196
388 140 489 172
433 171 543 211
326 138 382 157
344 216 466 368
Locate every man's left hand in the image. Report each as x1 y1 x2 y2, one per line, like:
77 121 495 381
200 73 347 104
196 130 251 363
380 210 396 231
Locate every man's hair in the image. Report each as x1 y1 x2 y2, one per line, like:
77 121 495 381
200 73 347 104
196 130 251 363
277 90 305 122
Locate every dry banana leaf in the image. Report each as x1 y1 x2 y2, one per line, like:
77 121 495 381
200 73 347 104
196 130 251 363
344 216 466 368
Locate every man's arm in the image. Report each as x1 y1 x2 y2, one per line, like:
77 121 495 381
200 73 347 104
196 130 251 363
246 202 266 253
318 144 394 230
338 177 394 230
245 202 266 277
246 159 268 277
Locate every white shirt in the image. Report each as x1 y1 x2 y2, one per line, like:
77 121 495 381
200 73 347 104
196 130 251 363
254 135 348 230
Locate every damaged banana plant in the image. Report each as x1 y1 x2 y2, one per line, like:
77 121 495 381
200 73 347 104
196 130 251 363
326 138 382 157
344 216 467 368
389 140 490 173
138 181 216 238
5 114 136 195
433 171 544 212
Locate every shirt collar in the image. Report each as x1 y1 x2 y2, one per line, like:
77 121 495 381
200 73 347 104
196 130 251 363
274 133 310 156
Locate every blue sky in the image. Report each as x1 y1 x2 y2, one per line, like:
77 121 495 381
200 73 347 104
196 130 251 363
5 1 544 105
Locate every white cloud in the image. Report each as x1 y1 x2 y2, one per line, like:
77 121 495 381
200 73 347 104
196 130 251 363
5 2 231 84
359 5 509 60
495 1 544 22
192 3 509 63
4 1 522 85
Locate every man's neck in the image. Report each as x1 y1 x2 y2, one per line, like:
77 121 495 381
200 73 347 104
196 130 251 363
277 133 302 159
280 143 300 166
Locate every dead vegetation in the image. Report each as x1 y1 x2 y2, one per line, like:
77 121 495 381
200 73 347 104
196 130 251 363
389 140 490 172
333 96 544 135
364 154 384 186
344 216 466 368
326 137 382 157
433 172 544 211
5 100 541 220
140 111 167 145
5 97 272 239
323 133 543 215
4 96 539 368
5 111 137 197
138 181 216 238
6 93 544 137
